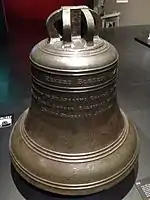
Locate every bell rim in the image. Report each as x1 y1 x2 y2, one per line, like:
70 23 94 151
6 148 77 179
10 148 138 190
9 111 139 195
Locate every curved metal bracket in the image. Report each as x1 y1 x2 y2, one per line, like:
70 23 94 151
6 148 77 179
46 6 100 46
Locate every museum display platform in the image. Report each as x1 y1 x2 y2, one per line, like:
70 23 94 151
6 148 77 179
135 29 150 48
0 21 150 200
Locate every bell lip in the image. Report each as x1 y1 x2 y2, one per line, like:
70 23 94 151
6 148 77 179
10 149 138 190
9 108 139 196
9 123 139 195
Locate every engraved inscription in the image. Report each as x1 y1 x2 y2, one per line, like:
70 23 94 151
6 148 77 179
45 75 72 85
31 64 118 88
77 76 105 85
32 82 116 103
42 71 116 87
31 79 116 118
40 103 114 119
32 90 114 112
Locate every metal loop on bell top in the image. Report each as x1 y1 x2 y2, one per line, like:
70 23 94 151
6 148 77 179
46 9 62 42
46 6 100 47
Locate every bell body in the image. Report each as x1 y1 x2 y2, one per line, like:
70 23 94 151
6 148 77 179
9 6 139 195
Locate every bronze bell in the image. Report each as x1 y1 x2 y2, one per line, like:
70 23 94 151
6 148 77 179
9 6 139 196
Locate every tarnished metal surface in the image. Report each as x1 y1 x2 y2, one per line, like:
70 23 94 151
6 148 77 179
9 6 139 196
